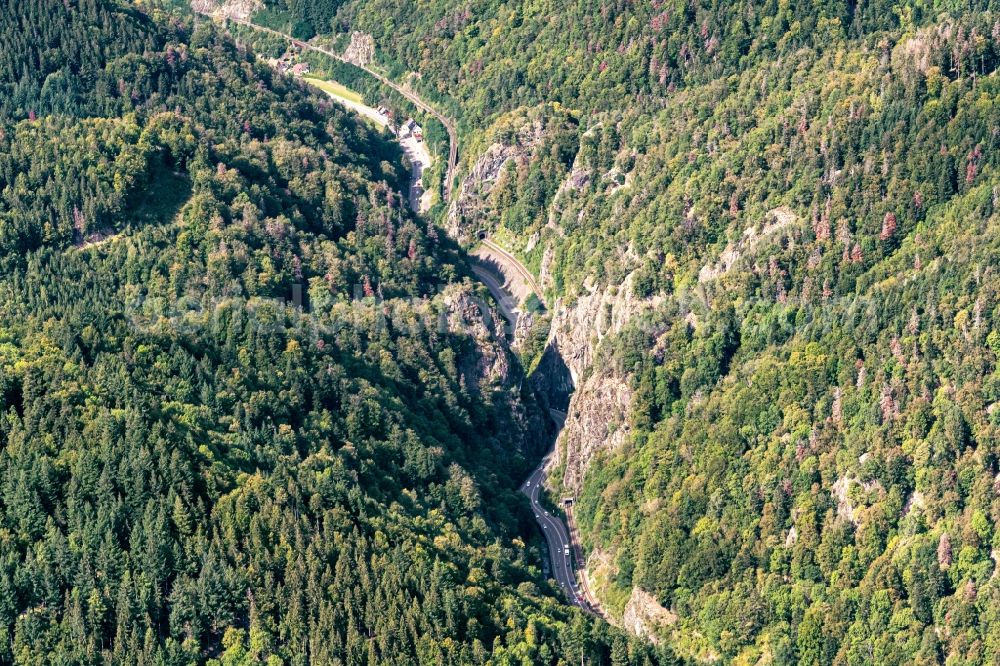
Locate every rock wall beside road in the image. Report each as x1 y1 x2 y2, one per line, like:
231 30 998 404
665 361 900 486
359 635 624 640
546 270 664 492
445 113 551 243
470 248 536 307
447 113 670 631
440 285 551 456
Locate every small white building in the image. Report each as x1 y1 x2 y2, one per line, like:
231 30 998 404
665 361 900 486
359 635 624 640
399 118 422 140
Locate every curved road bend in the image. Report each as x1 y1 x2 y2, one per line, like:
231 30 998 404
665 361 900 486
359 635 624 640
479 238 545 308
471 255 591 611
215 16 459 200
519 409 593 611
470 264 519 331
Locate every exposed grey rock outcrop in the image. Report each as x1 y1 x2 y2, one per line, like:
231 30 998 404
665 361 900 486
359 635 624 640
191 0 261 20
547 272 663 491
344 32 376 66
447 110 668 630
622 587 677 644
442 286 513 391
440 285 551 455
446 118 548 241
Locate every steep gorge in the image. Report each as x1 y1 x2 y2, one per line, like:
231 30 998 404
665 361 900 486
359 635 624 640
445 108 671 628
445 103 662 491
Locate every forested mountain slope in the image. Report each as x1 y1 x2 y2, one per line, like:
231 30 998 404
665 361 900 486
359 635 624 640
0 1 670 663
271 0 1000 661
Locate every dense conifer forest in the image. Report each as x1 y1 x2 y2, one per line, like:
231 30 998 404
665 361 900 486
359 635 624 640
10 0 1000 660
0 1 669 663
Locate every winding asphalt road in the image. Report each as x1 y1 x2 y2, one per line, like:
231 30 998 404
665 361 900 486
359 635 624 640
470 264 518 329
480 238 546 308
470 250 592 611
519 410 592 610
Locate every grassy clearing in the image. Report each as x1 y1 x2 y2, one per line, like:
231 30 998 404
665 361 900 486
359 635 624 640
303 75 364 104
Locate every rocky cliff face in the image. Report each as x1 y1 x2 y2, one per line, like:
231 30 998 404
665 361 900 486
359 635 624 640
190 0 261 20
441 285 552 455
545 272 663 491
622 587 678 644
343 32 376 67
446 109 663 488
446 116 548 242
442 285 516 390
448 109 666 627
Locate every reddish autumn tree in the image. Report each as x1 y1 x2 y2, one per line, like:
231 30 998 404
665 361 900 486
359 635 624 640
880 212 897 240
850 243 863 264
